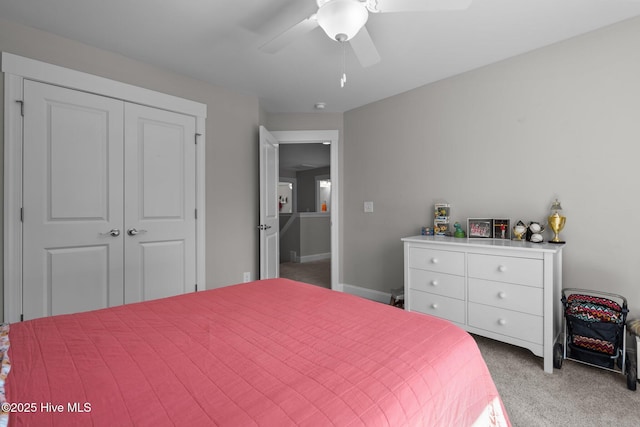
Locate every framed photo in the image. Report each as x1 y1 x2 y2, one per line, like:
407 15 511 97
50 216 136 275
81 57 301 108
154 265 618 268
468 219 493 238
493 219 511 240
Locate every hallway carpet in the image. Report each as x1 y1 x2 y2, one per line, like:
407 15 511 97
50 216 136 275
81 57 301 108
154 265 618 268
279 259 331 289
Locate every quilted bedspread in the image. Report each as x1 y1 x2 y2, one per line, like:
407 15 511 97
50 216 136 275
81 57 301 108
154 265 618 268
5 279 509 426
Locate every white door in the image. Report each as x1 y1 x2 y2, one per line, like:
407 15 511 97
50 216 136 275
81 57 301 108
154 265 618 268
22 81 197 320
22 80 125 320
124 104 197 302
259 126 279 279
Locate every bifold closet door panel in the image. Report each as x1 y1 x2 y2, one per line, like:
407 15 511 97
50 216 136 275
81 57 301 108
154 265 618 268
22 80 125 320
123 103 197 303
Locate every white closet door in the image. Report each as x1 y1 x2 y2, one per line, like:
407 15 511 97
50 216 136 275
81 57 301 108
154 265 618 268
22 80 125 320
123 103 197 303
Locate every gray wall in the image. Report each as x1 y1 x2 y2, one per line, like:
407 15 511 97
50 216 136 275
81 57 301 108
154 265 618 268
342 16 640 312
0 18 261 305
279 213 331 262
299 215 331 258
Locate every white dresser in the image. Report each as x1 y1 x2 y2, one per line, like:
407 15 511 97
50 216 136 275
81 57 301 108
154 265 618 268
402 235 564 373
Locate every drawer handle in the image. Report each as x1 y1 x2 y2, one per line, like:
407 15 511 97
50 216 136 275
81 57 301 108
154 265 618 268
498 265 507 273
431 303 439 309
498 318 507 326
498 291 507 299
431 258 439 264
430 280 439 287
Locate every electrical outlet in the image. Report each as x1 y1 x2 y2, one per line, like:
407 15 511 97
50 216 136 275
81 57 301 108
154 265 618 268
364 201 374 213
243 272 251 283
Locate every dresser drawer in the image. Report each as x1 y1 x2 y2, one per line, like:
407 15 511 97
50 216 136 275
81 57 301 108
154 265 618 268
409 247 464 276
468 253 543 287
409 290 465 324
468 303 542 344
468 278 542 316
409 268 465 300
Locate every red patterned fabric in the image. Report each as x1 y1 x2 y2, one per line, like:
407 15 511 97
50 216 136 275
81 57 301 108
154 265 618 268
6 279 509 426
565 294 623 324
573 335 615 355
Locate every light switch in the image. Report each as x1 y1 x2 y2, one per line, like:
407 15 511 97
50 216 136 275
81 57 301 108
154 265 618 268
364 201 374 213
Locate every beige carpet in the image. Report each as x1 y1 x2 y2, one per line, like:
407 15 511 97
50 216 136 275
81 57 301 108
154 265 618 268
474 334 639 426
279 259 331 289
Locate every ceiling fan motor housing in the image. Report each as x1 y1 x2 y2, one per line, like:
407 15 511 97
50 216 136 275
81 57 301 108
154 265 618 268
316 0 369 42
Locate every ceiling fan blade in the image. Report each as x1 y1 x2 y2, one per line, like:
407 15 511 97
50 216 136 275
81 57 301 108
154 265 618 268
260 16 319 54
243 0 318 36
349 26 381 68
369 0 473 13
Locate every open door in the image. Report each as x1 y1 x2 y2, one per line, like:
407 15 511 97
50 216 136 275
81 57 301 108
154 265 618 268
259 126 280 279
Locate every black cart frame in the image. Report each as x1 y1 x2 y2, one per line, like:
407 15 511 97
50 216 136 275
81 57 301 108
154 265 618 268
554 288 636 391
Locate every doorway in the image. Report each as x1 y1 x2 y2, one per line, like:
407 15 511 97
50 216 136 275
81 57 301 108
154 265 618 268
279 144 331 288
260 128 340 291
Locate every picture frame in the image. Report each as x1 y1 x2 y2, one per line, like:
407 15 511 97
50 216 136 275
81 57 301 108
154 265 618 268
493 219 511 240
467 219 493 238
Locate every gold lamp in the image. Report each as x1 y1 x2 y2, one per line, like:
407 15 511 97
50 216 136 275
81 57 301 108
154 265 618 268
548 199 566 243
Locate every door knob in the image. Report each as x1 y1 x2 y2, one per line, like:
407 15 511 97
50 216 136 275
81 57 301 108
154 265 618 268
100 229 120 237
127 228 147 236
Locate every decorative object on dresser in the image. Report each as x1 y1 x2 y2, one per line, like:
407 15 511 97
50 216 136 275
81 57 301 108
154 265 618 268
493 219 511 240
421 226 434 236
548 199 566 243
468 218 493 238
402 235 564 373
453 222 466 238
434 202 451 236
526 221 545 242
512 221 527 240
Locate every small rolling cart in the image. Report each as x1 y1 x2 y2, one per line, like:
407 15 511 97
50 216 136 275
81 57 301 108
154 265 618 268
553 288 637 391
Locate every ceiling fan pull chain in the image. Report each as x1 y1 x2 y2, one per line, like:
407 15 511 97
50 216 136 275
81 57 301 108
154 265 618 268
340 42 347 88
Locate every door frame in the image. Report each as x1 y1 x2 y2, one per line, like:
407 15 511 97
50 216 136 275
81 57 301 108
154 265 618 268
2 52 207 323
270 130 340 291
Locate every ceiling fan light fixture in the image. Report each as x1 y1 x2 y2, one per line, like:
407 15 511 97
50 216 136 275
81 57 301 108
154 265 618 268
317 0 369 42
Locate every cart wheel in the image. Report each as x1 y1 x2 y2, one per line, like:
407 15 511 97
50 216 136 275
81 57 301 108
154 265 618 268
626 352 637 391
553 343 563 369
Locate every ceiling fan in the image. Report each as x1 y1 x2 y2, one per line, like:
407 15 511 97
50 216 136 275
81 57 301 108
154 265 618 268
260 0 473 68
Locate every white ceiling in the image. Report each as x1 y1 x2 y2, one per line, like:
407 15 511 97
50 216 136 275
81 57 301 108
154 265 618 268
1 0 640 113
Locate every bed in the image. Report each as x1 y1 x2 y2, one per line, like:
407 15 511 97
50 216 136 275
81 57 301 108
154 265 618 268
1 278 510 426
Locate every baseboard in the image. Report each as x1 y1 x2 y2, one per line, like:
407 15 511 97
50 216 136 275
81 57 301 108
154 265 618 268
298 252 331 263
341 283 390 304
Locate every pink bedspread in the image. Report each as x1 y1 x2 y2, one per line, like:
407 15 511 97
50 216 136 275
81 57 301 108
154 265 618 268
5 279 509 426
